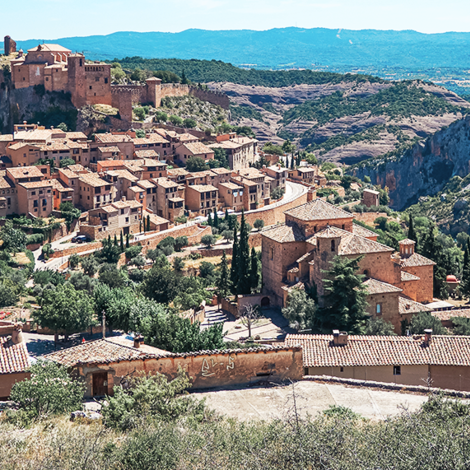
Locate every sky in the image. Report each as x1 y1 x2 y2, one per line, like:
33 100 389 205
3 0 470 39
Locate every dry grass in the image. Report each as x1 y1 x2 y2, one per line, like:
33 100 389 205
93 104 119 116
184 255 232 270
11 252 30 266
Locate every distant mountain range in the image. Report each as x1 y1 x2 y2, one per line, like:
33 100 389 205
3 28 470 69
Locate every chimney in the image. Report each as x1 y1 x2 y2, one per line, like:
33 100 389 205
333 330 348 346
424 329 432 346
307 188 316 202
133 335 143 349
121 196 126 201
11 324 24 345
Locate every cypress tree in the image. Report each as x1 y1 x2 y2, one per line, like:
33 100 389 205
140 221 142 233
207 212 213 226
408 215 418 245
125 233 130 249
461 244 470 298
248 247 259 293
213 208 219 228
218 250 231 300
225 208 229 221
113 234 118 246
230 225 239 293
120 232 124 252
237 211 251 295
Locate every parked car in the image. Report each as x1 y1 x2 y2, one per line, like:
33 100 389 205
71 235 88 244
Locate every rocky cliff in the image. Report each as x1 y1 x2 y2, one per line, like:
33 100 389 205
352 115 470 211
211 80 470 165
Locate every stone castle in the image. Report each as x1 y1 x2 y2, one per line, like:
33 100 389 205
4 39 229 122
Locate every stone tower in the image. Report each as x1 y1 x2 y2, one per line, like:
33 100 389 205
67 54 86 108
4 36 17 56
145 77 162 108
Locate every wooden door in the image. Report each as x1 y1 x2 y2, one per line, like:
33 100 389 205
92 372 108 396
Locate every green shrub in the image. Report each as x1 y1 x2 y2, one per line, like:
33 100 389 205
125 245 142 260
9 361 85 423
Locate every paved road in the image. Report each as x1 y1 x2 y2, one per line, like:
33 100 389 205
196 381 434 421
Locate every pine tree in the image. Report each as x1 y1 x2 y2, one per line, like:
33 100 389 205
213 208 219 228
207 212 213 226
230 225 239 294
125 233 130 249
113 234 118 246
248 247 259 293
120 232 124 252
237 211 251 295
420 224 436 261
319 255 368 334
147 215 151 232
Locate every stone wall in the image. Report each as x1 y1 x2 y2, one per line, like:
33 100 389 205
77 346 303 397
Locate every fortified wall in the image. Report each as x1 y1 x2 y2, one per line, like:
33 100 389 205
4 37 230 126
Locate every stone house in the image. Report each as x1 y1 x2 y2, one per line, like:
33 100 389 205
362 188 380 207
174 142 214 165
208 134 258 170
286 331 470 392
153 177 185 221
78 173 113 211
218 182 245 212
0 325 30 399
44 337 303 397
186 184 218 216
262 165 288 191
261 199 435 332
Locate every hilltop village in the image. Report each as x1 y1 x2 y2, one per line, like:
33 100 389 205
3 39 470 423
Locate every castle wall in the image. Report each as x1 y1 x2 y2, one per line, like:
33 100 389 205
84 64 112 106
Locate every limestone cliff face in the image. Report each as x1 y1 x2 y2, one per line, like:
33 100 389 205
352 115 470 211
0 69 77 133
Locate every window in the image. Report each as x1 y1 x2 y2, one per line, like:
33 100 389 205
104 78 108 84
340 367 344 372
95 77 99 82
331 240 335 252
393 366 401 376
89 86 92 90
270 248 274 260
376 304 382 315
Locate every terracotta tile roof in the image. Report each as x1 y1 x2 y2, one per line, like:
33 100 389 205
135 149 159 158
0 177 14 189
145 212 170 226
50 179 73 192
432 308 470 322
7 166 44 179
187 184 217 193
112 200 142 209
399 296 432 314
65 132 87 140
105 170 138 182
180 142 214 155
262 223 305 243
79 174 109 187
363 188 380 195
219 182 243 190
147 134 169 144
28 44 71 52
137 180 156 189
67 164 87 173
95 134 132 144
19 181 52 189
363 278 402 295
98 160 126 168
177 133 198 142
167 168 189 176
400 239 416 246
401 253 436 267
14 129 54 141
0 134 14 142
154 177 179 189
284 199 354 222
308 226 394 255
210 167 232 175
401 271 420 282
98 146 121 153
0 337 30 374
285 333 470 367
187 170 212 178
59 168 80 179
352 224 378 239
8 142 35 151
44 338 166 367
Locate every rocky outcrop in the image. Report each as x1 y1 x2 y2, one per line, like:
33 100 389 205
352 115 470 211
213 80 470 165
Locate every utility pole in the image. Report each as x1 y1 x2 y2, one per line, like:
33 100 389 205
102 311 106 339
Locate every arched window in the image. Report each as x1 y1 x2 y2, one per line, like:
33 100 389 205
331 240 335 252
376 304 382 315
